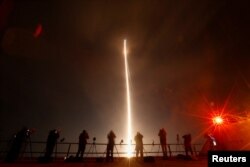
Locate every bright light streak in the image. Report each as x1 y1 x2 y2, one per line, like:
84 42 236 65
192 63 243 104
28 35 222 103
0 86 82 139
124 39 132 158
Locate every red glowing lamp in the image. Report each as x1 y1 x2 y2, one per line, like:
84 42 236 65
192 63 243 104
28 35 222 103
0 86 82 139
212 116 224 125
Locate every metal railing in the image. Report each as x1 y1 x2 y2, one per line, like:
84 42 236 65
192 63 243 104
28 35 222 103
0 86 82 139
0 140 202 160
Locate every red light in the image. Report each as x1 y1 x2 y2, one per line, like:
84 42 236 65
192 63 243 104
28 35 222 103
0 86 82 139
33 24 42 38
213 116 224 125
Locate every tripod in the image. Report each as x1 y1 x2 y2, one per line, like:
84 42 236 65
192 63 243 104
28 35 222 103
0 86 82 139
20 136 33 160
176 134 181 154
86 141 98 157
114 144 120 157
6 127 36 162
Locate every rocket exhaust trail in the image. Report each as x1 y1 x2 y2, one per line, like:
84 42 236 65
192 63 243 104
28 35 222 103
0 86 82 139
124 39 132 158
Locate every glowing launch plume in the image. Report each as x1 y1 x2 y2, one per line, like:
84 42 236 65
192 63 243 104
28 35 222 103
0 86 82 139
124 39 132 158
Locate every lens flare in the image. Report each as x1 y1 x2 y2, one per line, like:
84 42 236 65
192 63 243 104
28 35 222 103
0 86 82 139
124 39 132 158
213 116 224 125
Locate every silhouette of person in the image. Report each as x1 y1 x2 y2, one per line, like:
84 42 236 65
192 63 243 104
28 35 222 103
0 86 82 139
134 132 143 158
5 127 32 162
44 129 60 160
76 130 89 158
182 134 193 157
158 128 168 157
106 130 116 162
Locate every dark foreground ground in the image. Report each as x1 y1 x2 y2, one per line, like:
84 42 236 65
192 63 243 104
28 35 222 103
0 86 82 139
0 157 208 167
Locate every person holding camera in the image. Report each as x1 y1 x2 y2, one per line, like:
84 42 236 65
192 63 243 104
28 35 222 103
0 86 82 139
76 130 89 158
134 132 144 159
106 130 116 162
182 133 193 157
44 129 60 160
158 128 168 157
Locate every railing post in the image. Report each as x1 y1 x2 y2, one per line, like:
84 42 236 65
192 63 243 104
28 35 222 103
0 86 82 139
168 144 172 157
66 143 71 158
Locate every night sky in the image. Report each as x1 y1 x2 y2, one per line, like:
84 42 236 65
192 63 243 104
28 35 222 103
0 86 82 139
1 0 250 145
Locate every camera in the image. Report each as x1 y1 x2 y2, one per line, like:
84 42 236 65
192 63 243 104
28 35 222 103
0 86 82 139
92 137 96 144
26 129 31 137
